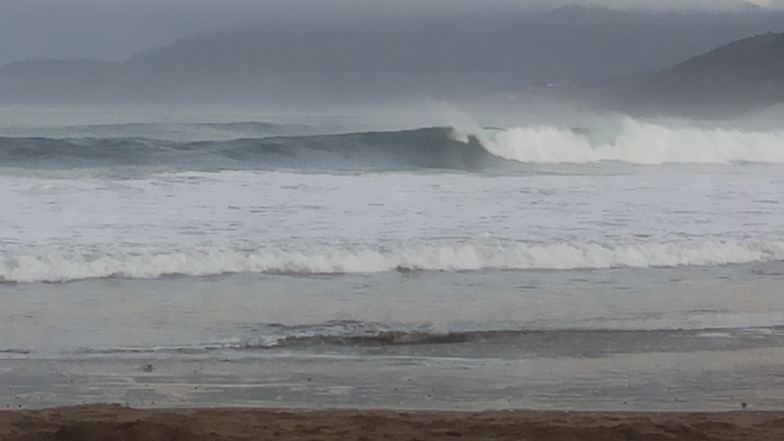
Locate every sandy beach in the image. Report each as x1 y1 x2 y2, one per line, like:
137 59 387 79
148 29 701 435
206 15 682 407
1 404 784 441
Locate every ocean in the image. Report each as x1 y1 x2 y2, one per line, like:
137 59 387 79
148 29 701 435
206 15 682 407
1 108 783 410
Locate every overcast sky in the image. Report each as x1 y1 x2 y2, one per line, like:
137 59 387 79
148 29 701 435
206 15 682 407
1 0 783 64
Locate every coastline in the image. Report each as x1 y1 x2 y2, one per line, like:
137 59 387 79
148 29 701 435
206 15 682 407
2 404 784 441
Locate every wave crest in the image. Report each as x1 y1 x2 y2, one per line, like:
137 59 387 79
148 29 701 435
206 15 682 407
3 120 784 171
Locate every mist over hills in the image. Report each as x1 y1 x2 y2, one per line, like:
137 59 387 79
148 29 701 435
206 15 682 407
0 59 122 105
1 7 783 117
592 31 784 117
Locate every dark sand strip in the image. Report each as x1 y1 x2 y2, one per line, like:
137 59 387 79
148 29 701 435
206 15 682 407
2 404 784 441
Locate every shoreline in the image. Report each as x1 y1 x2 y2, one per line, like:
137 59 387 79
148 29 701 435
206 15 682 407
2 404 784 441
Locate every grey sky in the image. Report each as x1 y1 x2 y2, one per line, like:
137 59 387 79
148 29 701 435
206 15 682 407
1 0 783 64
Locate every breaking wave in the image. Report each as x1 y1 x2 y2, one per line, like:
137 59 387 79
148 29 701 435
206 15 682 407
1 120 783 172
232 321 784 350
242 321 471 348
69 320 784 356
2 239 783 283
479 119 784 164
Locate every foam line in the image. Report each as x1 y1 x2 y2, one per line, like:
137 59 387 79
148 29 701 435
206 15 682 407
2 239 782 283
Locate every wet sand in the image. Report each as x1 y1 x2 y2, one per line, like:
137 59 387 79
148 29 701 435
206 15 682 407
3 334 784 440
2 404 784 441
4 345 784 411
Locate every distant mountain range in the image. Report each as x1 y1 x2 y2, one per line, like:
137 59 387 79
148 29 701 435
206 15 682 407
0 7 783 118
591 31 784 117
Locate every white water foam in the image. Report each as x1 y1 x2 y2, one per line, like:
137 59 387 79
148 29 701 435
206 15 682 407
477 119 784 164
2 239 783 283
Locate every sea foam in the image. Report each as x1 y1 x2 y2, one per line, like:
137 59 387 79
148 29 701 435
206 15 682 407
2 239 783 283
477 119 784 164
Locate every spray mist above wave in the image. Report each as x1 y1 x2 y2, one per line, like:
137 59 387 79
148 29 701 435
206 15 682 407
475 119 784 164
0 121 314 142
2 239 783 283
